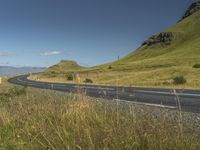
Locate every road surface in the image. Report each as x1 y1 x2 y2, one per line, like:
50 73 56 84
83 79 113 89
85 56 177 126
8 75 200 113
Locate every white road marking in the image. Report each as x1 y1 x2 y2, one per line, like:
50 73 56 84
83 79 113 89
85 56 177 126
176 92 200 97
17 78 34 86
17 77 49 87
114 99 176 109
74 86 114 90
56 84 66 87
135 90 200 97
17 77 26 83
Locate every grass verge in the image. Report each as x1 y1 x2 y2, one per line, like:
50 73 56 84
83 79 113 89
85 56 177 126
0 83 199 149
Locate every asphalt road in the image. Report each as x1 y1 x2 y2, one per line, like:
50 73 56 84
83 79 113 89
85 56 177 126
8 75 200 113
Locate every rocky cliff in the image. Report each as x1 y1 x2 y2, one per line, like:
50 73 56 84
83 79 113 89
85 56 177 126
181 1 200 20
141 32 179 47
141 1 200 47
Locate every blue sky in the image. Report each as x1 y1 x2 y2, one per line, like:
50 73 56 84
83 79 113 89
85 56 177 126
0 0 193 67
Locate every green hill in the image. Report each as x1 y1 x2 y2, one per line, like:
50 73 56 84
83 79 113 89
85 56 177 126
46 60 84 73
32 1 200 88
110 1 200 68
32 60 85 82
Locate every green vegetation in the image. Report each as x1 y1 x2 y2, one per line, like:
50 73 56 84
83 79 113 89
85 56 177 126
84 78 93 83
66 73 74 81
0 83 199 149
173 76 187 84
30 7 200 89
0 86 26 101
193 63 200 68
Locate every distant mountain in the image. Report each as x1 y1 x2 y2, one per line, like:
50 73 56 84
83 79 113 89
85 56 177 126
0 66 45 77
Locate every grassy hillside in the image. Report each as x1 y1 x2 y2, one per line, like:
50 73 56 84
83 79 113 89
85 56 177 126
32 4 200 88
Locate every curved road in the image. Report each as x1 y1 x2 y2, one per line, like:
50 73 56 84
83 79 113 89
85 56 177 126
8 75 200 113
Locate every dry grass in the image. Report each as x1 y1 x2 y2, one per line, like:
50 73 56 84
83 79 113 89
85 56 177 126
30 65 200 89
0 83 200 149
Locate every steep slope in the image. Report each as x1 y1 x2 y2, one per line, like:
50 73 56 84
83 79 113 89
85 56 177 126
34 1 200 88
117 6 200 63
181 0 200 20
106 2 200 73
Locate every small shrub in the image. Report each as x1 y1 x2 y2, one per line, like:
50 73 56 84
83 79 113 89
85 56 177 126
66 73 74 81
51 71 56 74
173 76 187 84
108 65 112 70
193 64 200 68
0 94 8 101
8 86 27 97
84 78 93 83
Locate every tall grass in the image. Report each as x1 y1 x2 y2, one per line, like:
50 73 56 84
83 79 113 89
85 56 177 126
0 86 199 149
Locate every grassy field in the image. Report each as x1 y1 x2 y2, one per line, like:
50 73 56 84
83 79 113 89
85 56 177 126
30 10 200 89
0 82 200 149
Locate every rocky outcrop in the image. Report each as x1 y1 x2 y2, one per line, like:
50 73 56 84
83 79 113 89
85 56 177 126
181 1 200 20
142 32 178 46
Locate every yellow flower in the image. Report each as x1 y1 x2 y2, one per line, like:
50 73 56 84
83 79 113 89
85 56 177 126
31 125 36 129
28 132 32 136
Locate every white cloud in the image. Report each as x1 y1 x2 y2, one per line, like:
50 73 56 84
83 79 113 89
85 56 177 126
0 52 14 56
40 51 63 56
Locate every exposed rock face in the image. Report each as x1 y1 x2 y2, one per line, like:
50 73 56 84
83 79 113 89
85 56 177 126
142 32 178 46
181 1 200 20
